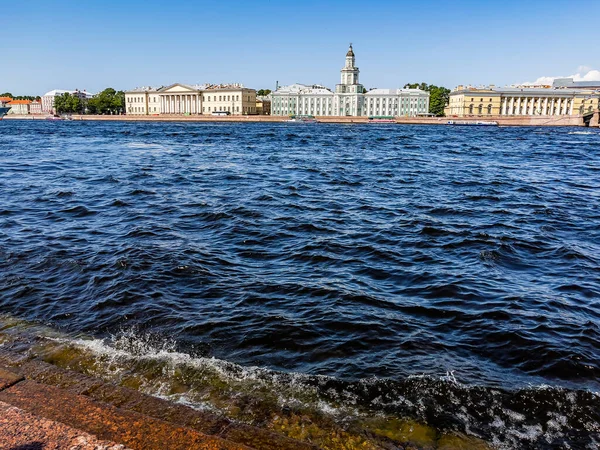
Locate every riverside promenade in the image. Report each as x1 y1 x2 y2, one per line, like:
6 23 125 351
4 112 599 127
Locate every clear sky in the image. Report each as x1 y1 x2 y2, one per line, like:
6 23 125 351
2 0 599 95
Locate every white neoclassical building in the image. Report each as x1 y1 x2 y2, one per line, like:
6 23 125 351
271 45 429 117
125 83 257 115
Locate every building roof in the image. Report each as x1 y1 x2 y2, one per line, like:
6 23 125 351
0 96 12 102
8 100 32 105
273 83 334 95
366 88 429 96
43 89 73 97
126 86 159 93
346 44 355 57
553 78 600 89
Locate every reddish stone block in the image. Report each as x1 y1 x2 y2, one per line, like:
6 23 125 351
0 380 250 450
0 400 128 449
0 366 23 391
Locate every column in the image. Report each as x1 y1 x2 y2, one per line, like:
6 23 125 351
543 97 548 115
509 97 515 115
562 98 568 115
569 99 574 116
501 98 507 115
518 97 524 115
518 97 523 115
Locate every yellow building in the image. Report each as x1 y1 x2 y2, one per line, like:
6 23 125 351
256 97 271 115
445 85 599 118
125 83 257 115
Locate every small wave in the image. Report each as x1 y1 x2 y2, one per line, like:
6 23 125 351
20 328 598 449
59 205 97 217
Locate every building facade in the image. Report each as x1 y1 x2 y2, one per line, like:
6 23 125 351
445 85 600 117
256 96 271 115
29 101 42 114
125 83 257 115
7 100 31 115
271 45 429 117
42 89 93 114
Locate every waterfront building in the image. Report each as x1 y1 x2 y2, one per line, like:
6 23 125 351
125 83 257 115
29 100 42 114
445 85 600 117
256 96 271 115
42 89 93 114
271 45 429 117
271 83 334 117
125 87 160 115
7 100 32 115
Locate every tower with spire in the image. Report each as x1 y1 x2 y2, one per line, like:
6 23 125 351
335 43 364 115
336 44 362 94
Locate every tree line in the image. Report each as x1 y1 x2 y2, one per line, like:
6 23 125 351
404 83 451 116
54 88 125 114
0 93 41 101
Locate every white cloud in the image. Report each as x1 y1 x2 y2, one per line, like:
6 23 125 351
522 67 600 85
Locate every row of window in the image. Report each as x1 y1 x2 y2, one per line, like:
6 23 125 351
128 94 255 103
127 106 258 114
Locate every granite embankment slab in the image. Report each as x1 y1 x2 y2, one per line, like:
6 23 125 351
0 351 317 450
4 113 596 126
0 400 129 450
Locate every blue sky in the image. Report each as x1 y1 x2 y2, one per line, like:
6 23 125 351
2 0 599 95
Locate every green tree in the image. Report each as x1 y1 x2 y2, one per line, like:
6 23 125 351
87 88 124 115
404 82 451 116
0 92 13 98
257 89 272 96
54 93 83 114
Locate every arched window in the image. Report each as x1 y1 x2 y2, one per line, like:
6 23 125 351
580 105 584 114
487 104 492 115
478 104 483 115
469 104 474 114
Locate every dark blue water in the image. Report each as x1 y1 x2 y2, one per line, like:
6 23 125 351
1 121 599 447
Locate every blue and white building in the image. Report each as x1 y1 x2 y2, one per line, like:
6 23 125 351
271 45 429 117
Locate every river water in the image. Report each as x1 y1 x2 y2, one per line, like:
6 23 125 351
0 121 599 448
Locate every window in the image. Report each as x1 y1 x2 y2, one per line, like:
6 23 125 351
219 96 222 101
487 105 492 114
236 95 239 101
469 104 474 114
478 105 483 114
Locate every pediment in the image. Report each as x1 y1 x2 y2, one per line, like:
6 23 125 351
158 83 198 93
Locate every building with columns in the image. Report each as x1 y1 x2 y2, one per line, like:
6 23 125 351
271 45 429 117
445 85 600 117
125 83 257 115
